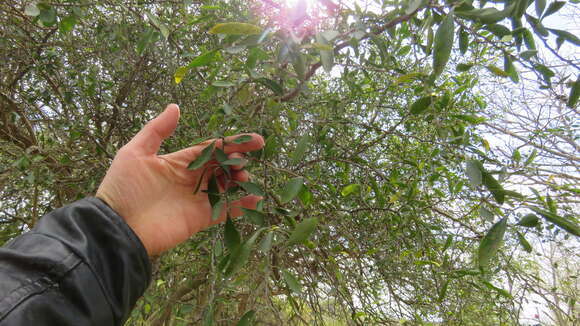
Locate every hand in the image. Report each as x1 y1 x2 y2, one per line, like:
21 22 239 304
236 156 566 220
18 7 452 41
96 104 265 256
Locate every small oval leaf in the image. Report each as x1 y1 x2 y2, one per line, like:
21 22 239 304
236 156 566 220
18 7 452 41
292 135 310 164
341 184 361 197
287 217 318 246
465 160 483 187
477 217 507 269
517 214 539 227
236 310 256 326
531 208 580 236
280 177 304 204
410 96 434 115
188 142 215 170
282 269 302 293
432 11 455 78
224 218 241 252
209 22 261 35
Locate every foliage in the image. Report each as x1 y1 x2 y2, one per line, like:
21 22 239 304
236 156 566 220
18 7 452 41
1 0 578 325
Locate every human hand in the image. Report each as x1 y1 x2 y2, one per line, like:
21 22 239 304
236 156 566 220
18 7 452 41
96 104 265 256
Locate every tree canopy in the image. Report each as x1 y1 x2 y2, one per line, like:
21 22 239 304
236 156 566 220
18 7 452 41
1 0 578 325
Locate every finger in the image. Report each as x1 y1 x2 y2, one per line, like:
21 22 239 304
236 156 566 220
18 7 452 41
167 133 264 162
227 152 247 170
212 133 265 155
210 195 262 226
126 104 180 155
231 169 250 183
216 169 250 192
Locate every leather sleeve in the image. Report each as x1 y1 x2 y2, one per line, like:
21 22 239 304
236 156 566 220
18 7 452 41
0 197 151 325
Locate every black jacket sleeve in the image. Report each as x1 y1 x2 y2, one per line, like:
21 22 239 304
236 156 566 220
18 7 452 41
0 197 151 325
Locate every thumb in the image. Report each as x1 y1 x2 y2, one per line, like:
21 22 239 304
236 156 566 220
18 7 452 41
127 104 180 155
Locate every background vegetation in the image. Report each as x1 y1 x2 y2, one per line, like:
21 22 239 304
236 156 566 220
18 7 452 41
1 0 578 325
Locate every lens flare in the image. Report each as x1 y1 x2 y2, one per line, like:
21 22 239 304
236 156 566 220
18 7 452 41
252 0 340 41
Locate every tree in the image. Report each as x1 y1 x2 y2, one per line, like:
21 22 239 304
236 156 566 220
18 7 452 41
1 0 578 325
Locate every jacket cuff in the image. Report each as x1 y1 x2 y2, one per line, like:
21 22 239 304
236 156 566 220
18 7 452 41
34 197 152 322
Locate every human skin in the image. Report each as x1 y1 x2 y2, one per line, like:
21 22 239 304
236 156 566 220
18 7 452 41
96 104 265 256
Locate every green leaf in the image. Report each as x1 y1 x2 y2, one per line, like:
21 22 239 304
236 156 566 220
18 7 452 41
59 16 77 34
465 160 483 187
38 4 57 26
486 65 510 78
567 76 580 108
232 135 253 144
188 50 220 68
188 141 215 170
520 50 538 60
516 231 532 252
432 11 455 78
311 43 333 51
523 29 537 50
292 135 310 164
456 63 474 72
24 3 40 16
482 171 505 204
174 66 189 84
280 177 304 204
259 231 274 252
484 24 511 37
316 33 334 73
146 12 170 39
394 72 422 85
209 22 261 35
504 54 519 83
263 135 278 159
535 64 555 85
410 96 434 115
479 207 494 221
246 47 260 70
287 217 318 246
456 6 513 24
542 1 565 19
256 78 283 95
482 280 512 298
225 228 265 276
518 214 540 227
292 52 306 80
236 310 256 326
406 0 426 14
525 149 538 166
202 304 214 326
214 148 228 163
242 208 266 226
459 28 469 54
136 29 158 55
319 30 339 41
220 158 244 166
211 198 225 221
442 235 453 252
341 184 361 197
535 0 547 17
478 217 507 269
224 218 241 252
236 181 265 196
282 269 302 293
548 29 580 46
438 280 449 301
298 187 313 206
531 208 580 236
212 80 236 87
452 114 485 124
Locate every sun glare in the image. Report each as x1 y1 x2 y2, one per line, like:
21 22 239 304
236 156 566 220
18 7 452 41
254 0 340 40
